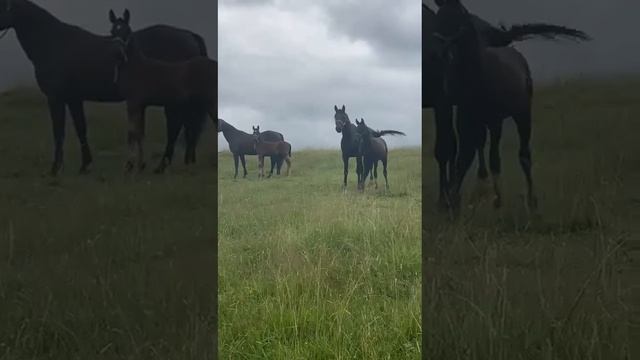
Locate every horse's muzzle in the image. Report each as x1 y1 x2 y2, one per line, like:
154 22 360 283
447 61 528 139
335 127 342 133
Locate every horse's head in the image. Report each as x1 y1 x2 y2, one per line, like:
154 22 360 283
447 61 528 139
109 9 132 42
0 0 15 31
354 118 371 151
252 125 260 136
334 104 350 133
433 0 476 98
217 119 226 133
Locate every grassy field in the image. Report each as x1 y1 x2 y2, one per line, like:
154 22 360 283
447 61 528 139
218 148 422 358
423 77 639 359
0 88 217 359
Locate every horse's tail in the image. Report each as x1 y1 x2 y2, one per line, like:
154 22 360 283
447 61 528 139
497 23 591 44
287 143 292 157
373 129 406 137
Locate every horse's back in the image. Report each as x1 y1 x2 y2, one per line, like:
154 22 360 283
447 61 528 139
481 47 532 112
134 25 207 61
258 131 284 142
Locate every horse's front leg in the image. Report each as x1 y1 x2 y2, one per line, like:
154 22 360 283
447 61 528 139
342 156 349 191
125 104 145 173
47 98 66 176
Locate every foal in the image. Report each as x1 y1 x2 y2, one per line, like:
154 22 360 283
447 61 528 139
355 118 405 190
112 32 217 172
255 138 291 178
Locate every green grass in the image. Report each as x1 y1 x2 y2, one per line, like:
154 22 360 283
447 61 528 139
218 148 422 358
423 77 639 359
0 88 217 359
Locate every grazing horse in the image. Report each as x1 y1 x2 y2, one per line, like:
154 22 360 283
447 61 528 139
218 119 257 178
355 118 405 190
111 29 216 172
254 138 291 178
423 0 590 210
252 125 287 176
0 0 209 175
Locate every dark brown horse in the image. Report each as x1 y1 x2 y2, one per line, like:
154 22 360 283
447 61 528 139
255 139 291 178
0 1 209 175
109 9 211 173
355 118 405 190
218 119 258 178
424 0 590 210
112 32 217 172
433 0 565 212
252 125 287 176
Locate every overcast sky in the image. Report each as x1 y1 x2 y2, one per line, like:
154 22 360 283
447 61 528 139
0 0 217 88
218 0 421 150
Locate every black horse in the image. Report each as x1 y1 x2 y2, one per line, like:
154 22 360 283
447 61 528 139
355 118 405 190
423 0 590 210
252 125 287 176
0 1 209 175
218 119 259 179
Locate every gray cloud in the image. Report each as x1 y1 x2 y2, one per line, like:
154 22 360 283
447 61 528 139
219 0 421 150
0 0 217 90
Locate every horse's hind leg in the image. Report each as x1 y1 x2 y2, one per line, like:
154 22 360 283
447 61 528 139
475 125 490 198
488 120 504 208
434 104 455 210
156 106 183 173
240 155 248 178
68 101 93 174
373 160 379 189
47 98 66 176
382 157 389 190
515 112 537 211
449 107 480 210
284 156 291 176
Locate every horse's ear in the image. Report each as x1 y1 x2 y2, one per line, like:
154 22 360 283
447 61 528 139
109 9 116 23
355 119 360 125
123 9 130 23
334 105 338 112
341 105 345 111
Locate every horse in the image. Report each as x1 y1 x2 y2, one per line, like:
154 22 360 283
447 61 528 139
423 0 591 210
334 105 365 190
108 9 211 173
355 118 405 190
254 138 291 178
0 1 209 175
111 25 216 173
252 125 288 176
218 119 258 178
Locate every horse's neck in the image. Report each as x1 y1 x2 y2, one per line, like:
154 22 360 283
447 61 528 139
12 0 66 63
222 124 244 143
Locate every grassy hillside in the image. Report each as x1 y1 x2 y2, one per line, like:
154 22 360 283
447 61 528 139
423 77 639 359
0 88 218 359
218 148 422 358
